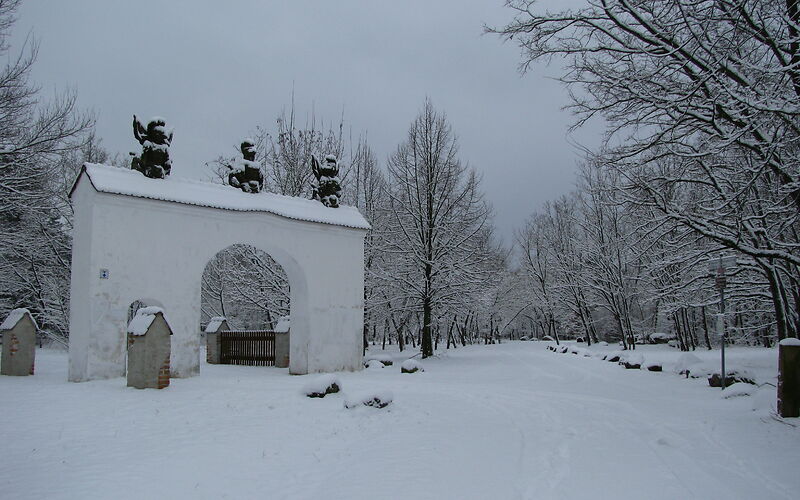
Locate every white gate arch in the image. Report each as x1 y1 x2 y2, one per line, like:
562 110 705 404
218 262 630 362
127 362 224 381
68 164 369 382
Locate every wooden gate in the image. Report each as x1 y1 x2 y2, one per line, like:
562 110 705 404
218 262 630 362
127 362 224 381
219 330 276 366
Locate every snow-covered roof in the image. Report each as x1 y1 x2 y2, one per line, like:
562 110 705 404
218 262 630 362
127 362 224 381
204 316 227 333
0 308 37 330
127 306 170 336
71 163 370 230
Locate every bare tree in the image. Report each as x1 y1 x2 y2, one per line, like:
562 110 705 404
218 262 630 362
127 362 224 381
381 100 493 358
0 0 94 338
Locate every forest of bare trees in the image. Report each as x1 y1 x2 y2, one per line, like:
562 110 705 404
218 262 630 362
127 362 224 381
2 0 798 359
490 0 800 347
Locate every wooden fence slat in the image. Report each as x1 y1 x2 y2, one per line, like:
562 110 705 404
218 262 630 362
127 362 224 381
219 330 276 366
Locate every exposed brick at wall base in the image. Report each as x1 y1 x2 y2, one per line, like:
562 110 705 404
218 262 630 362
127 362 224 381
157 352 170 389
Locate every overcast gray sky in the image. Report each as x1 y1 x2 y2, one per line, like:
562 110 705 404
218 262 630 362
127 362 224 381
10 0 601 243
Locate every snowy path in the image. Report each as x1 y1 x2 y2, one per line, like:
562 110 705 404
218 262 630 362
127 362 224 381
1 342 797 499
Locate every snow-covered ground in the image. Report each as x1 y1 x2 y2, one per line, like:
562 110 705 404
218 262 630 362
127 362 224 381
1 341 797 500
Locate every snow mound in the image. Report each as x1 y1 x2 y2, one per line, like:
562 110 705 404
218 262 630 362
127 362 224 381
75 163 370 230
708 369 756 387
686 363 716 379
721 383 756 399
401 359 424 373
365 353 393 366
204 316 226 333
779 338 800 347
0 308 36 330
645 361 663 372
620 353 644 369
344 390 393 409
648 332 675 343
568 347 591 357
365 359 385 369
751 386 777 413
127 307 167 336
674 353 703 376
597 341 608 346
302 374 341 398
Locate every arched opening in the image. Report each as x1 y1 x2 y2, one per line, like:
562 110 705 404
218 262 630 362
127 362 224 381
200 244 290 366
201 244 289 331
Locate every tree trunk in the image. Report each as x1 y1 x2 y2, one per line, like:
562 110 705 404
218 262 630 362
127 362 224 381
700 306 712 350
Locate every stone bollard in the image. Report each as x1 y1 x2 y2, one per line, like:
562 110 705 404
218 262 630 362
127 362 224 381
204 316 228 364
127 307 172 389
274 315 290 368
778 338 800 418
1 308 37 376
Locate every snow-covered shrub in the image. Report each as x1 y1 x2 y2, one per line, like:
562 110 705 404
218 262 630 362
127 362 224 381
674 353 703 377
645 361 662 372
302 374 341 398
708 369 755 388
344 390 393 409
721 383 756 399
569 347 590 357
685 363 715 379
558 345 569 354
365 359 385 369
365 353 393 366
619 353 643 369
401 359 423 374
648 332 675 344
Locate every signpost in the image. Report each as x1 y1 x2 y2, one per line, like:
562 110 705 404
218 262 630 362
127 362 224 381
708 254 737 389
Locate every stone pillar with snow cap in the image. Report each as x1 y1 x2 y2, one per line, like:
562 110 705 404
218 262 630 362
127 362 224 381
204 316 228 364
1 308 37 376
274 315 290 368
127 307 172 389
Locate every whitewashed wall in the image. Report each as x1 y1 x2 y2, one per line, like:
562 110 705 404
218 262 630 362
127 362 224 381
68 171 366 382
